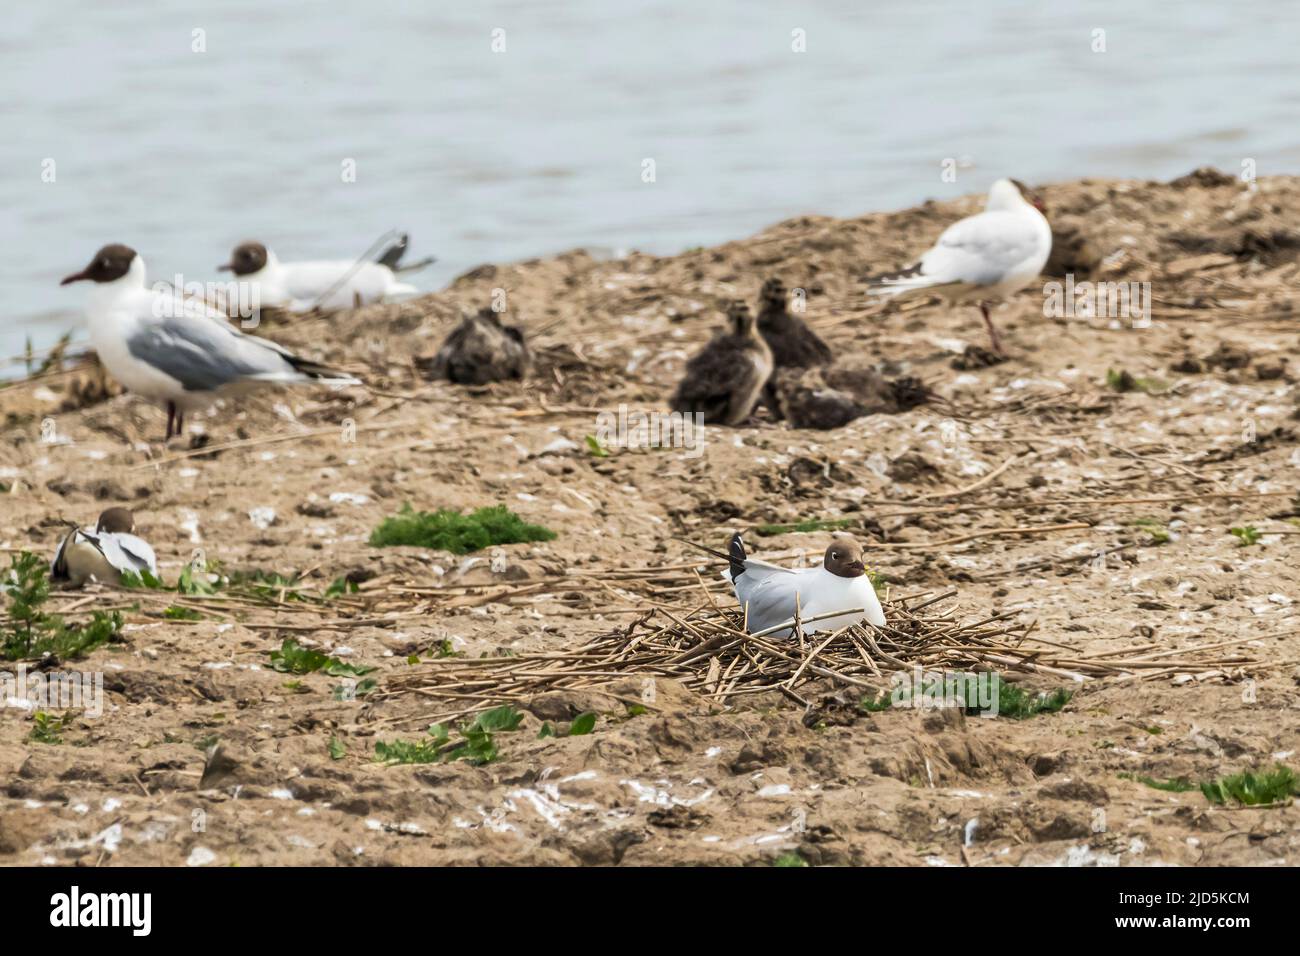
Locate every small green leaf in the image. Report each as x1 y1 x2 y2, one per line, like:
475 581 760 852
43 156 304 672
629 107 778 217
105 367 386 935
568 712 597 736
1229 526 1261 547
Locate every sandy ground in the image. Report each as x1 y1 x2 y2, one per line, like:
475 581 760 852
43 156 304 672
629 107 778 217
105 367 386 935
1 169 1298 867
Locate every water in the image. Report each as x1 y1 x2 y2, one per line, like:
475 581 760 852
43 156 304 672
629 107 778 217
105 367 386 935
4 0 1299 366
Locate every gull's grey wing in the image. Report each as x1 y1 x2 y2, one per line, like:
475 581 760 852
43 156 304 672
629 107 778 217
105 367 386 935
919 210 1043 285
734 571 812 634
101 533 157 575
126 315 297 392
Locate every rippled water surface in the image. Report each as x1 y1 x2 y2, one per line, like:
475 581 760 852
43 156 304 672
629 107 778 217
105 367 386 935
4 0 1299 363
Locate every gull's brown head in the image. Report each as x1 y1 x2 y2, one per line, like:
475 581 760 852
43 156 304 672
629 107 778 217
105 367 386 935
96 507 135 535
218 241 269 276
823 533 866 578
60 244 137 285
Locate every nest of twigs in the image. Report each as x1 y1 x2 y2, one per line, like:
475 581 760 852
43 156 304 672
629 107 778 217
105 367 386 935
373 588 1262 727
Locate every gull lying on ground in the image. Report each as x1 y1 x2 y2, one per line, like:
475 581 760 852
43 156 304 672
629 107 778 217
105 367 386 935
721 532 885 638
217 234 431 311
51 508 156 587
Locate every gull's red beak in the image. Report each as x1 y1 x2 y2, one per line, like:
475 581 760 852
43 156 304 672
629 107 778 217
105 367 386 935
60 269 90 286
216 262 233 272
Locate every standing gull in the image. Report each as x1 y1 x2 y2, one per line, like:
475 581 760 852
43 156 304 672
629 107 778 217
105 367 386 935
61 244 360 440
51 508 157 587
864 178 1051 354
722 532 885 638
217 236 431 311
671 300 773 426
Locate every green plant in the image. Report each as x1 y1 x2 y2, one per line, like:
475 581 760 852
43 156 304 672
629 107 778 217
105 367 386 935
753 518 855 537
1200 765 1296 806
1106 368 1165 394
375 705 525 766
858 690 894 712
584 435 609 458
328 736 347 760
369 504 557 555
239 572 304 601
538 712 597 738
1131 518 1171 545
1119 773 1196 793
773 852 808 867
325 576 360 598
867 569 887 597
267 638 376 677
28 710 72 744
863 675 1072 719
2 552 122 661
118 568 167 589
980 678 1072 719
177 563 219 596
333 677 377 700
163 605 203 621
1229 526 1261 547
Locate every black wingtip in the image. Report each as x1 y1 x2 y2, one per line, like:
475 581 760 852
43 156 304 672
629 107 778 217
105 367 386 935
728 532 747 580
375 233 410 269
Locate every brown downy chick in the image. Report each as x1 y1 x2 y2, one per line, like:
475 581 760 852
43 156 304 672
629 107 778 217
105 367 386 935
671 300 773 426
427 307 531 385
776 363 935 430
757 277 832 369
756 278 832 418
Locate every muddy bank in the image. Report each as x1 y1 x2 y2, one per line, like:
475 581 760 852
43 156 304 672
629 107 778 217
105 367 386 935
1 170 1298 866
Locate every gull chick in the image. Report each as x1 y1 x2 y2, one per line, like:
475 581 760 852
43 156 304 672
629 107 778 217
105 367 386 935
722 532 884 637
756 277 833 418
51 508 157 587
61 244 360 440
217 235 430 312
671 300 773 426
757 277 832 371
865 178 1051 354
426 307 531 384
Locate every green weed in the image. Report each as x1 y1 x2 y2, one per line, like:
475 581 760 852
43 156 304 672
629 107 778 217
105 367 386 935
369 504 556 554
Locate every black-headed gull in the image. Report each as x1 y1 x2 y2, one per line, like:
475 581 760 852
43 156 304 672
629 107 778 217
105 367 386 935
671 300 773 426
217 235 431 311
51 508 157 587
61 244 361 440
427 307 531 384
865 178 1051 354
723 532 885 637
